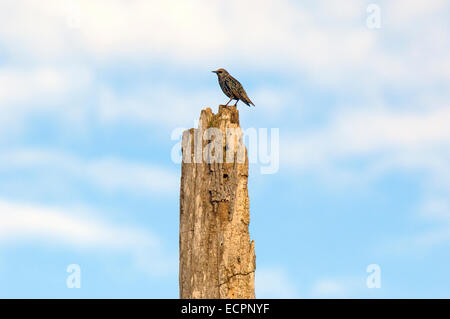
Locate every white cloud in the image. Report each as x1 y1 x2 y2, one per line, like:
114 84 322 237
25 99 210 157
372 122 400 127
0 200 151 247
0 0 448 133
0 66 220 134
88 157 178 195
375 193 450 257
388 0 448 25
282 106 450 189
256 267 299 298
248 87 293 117
388 225 450 256
387 197 450 253
0 198 175 275
1 0 448 88
0 66 91 106
311 279 346 298
97 85 218 128
0 66 93 136
310 277 365 298
419 197 450 221
0 148 178 196
97 84 289 127
411 227 450 248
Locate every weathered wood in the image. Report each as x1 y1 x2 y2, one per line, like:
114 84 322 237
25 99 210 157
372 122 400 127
179 105 255 299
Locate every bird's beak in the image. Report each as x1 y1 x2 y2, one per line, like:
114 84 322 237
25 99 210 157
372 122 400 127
212 70 217 73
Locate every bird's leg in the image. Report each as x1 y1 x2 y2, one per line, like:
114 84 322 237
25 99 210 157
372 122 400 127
234 99 239 106
224 98 233 106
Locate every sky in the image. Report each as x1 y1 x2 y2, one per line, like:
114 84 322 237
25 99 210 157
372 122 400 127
0 0 449 298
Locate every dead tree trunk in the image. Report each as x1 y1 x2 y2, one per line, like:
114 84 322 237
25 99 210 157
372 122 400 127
179 105 255 299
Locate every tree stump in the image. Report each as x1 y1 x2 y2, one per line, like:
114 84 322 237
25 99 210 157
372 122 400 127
179 105 255 299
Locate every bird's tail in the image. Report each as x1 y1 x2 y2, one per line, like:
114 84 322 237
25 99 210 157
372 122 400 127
243 95 255 107
240 90 255 107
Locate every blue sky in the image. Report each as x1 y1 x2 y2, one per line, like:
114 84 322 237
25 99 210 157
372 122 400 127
0 0 449 298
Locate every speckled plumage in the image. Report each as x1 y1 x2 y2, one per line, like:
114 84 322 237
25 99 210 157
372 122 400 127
212 68 255 107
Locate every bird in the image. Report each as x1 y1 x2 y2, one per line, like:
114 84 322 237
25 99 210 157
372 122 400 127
212 68 255 107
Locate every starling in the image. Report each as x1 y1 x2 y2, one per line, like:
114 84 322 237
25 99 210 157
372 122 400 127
212 68 255 107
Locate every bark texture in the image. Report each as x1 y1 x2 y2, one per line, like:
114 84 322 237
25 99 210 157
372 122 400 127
179 105 255 299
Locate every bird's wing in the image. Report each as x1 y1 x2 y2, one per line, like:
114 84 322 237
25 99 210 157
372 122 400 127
227 76 241 95
228 75 255 106
222 78 233 96
238 86 255 106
